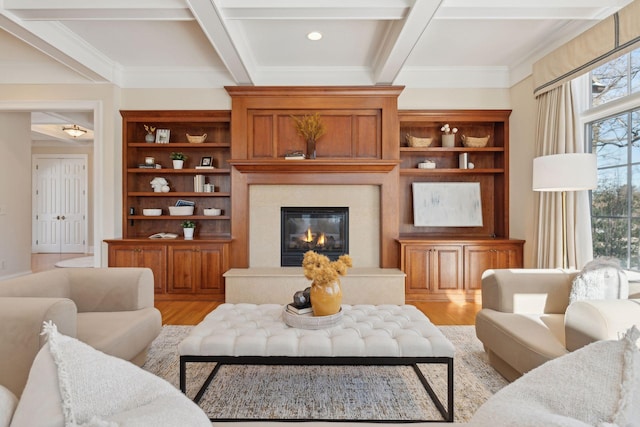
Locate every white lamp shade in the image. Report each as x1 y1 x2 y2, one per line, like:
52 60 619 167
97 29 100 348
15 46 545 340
532 153 597 191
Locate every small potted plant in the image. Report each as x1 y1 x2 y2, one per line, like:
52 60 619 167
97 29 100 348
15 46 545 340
181 220 195 240
170 152 187 169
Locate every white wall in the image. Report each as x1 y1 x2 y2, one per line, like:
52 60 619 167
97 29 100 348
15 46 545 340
0 112 33 278
0 84 118 267
509 76 537 267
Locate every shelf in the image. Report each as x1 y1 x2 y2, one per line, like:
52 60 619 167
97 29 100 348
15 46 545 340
128 168 231 174
128 142 230 148
129 192 230 197
229 159 400 173
130 215 230 220
400 146 503 152
400 168 504 175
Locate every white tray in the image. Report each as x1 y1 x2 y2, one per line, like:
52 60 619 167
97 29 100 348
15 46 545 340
282 306 343 329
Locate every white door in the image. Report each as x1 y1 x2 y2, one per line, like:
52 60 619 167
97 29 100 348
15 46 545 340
32 155 87 253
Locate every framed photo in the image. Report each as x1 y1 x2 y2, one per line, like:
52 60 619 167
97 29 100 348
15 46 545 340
155 129 170 144
200 156 212 167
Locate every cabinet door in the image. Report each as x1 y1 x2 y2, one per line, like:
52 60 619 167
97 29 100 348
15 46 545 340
168 245 201 294
404 244 462 295
198 243 229 295
464 244 523 291
108 244 167 293
167 243 229 295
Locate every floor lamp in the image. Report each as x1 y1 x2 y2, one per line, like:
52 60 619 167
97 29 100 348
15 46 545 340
532 153 597 269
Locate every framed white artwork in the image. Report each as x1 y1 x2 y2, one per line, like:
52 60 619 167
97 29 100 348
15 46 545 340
412 182 483 227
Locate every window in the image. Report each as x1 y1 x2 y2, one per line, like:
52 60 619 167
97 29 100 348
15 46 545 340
587 47 640 269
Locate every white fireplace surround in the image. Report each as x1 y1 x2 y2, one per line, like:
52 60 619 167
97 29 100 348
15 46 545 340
249 185 380 268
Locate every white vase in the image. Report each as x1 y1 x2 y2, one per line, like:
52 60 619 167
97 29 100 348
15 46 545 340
183 227 194 240
173 160 184 169
442 134 455 147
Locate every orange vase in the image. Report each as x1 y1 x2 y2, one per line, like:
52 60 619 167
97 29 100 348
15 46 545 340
310 280 342 316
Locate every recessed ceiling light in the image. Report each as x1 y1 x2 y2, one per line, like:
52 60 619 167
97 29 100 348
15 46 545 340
307 31 322 41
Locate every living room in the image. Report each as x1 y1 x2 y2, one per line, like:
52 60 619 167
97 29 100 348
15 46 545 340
1 1 640 425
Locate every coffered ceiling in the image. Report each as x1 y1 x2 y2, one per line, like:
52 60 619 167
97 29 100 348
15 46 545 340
0 0 633 89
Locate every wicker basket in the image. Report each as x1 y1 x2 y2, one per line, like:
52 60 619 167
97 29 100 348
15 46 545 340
406 134 433 147
461 135 490 148
186 133 207 143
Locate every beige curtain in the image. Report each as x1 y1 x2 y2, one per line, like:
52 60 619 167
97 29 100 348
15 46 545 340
533 0 640 96
533 82 593 269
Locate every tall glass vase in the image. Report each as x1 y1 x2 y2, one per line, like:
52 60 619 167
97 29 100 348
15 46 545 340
307 139 316 159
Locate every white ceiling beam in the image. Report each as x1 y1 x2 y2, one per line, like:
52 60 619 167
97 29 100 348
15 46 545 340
0 9 117 83
5 0 193 21
372 0 443 85
437 0 633 20
187 0 253 85
217 0 410 19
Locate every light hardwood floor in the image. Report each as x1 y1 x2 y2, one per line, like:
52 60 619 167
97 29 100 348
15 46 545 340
31 254 480 326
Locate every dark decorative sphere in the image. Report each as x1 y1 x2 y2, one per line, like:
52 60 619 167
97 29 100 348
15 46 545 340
292 290 309 308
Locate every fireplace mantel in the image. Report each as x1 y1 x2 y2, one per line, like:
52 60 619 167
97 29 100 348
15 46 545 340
228 159 400 174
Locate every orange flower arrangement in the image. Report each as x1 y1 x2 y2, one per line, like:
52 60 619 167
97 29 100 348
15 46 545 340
302 250 352 287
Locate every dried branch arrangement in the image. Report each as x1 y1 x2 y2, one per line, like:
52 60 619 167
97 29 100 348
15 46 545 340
291 113 327 141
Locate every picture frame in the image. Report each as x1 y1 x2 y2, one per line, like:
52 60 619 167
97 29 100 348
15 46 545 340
200 156 212 167
412 182 483 227
155 129 170 144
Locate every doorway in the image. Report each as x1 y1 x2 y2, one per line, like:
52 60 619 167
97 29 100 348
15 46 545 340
32 154 88 253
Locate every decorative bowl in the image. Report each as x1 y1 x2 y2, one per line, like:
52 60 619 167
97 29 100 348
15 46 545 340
406 134 433 147
203 208 222 216
186 133 207 143
142 208 162 216
168 206 194 216
461 135 490 148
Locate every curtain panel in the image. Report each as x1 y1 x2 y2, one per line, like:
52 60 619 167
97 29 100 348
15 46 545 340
533 0 640 96
533 83 593 269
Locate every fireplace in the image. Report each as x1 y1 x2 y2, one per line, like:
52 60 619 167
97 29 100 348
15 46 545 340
280 207 349 266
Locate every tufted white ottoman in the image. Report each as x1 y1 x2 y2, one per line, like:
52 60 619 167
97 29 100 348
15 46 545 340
179 303 455 422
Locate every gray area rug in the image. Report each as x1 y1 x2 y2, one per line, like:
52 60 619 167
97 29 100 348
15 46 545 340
142 325 507 422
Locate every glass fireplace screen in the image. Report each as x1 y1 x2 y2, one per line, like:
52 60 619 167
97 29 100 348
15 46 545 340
280 207 349 266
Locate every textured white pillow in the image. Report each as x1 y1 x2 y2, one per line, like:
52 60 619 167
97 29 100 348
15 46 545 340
570 258 628 304
471 326 640 426
9 343 64 427
12 322 211 427
0 385 18 427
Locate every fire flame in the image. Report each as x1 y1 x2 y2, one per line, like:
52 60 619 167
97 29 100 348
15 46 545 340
301 227 326 247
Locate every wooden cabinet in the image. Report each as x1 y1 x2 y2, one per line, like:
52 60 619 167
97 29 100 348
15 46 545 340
397 110 522 301
120 110 232 239
464 243 523 291
403 244 463 296
106 243 167 293
106 110 233 300
400 239 524 302
398 110 511 238
168 243 228 295
106 239 230 300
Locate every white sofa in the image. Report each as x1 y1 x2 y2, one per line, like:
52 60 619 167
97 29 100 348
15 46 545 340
0 267 162 398
475 268 640 381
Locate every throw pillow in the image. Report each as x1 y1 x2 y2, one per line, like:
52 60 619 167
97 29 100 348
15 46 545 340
11 322 211 427
569 257 629 304
471 326 640 426
0 385 18 427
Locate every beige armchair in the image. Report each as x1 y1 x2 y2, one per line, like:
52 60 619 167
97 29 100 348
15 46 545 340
475 268 640 382
0 267 162 397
